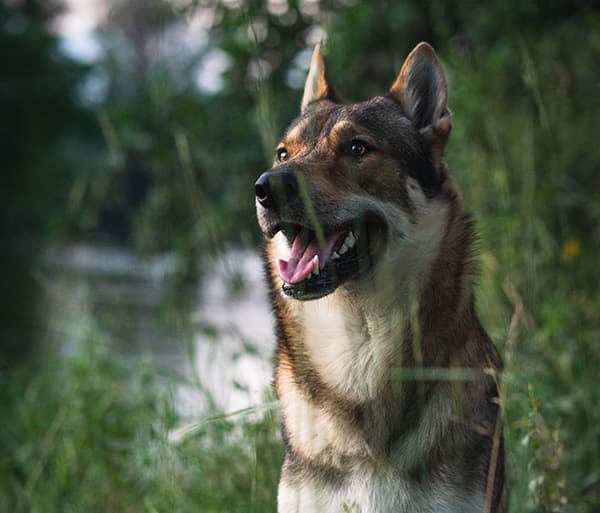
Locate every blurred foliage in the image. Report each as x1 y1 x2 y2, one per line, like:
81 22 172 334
2 0 600 511
0 0 102 363
0 343 282 513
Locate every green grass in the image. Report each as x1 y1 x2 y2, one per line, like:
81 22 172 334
0 342 282 513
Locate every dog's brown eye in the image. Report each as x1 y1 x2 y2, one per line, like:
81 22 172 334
350 141 369 157
277 147 289 162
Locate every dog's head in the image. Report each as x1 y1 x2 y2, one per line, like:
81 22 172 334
255 42 454 301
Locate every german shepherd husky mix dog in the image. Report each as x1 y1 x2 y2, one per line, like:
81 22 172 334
254 42 507 513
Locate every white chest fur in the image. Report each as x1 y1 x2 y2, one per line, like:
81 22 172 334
297 293 404 403
278 465 484 513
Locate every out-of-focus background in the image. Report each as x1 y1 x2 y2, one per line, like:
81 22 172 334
1 0 599 511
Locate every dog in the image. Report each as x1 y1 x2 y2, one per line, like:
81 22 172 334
254 42 507 513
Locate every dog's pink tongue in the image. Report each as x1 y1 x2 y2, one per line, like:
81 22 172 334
278 230 345 284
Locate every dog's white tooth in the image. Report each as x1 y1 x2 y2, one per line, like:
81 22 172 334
345 231 356 248
313 255 319 275
332 251 340 260
339 243 349 255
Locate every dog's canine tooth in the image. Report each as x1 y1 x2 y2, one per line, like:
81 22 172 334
339 243 349 255
345 232 356 248
332 251 340 260
313 255 319 275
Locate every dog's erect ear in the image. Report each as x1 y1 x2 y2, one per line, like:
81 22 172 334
301 44 339 112
390 42 451 144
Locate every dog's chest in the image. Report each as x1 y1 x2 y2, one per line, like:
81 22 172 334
296 293 404 402
278 463 484 513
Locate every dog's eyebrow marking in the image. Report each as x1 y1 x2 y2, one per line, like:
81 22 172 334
327 120 377 152
328 121 359 141
285 119 309 144
279 118 314 159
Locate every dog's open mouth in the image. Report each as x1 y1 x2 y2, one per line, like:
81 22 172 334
275 215 386 300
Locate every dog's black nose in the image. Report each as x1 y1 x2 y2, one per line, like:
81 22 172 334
254 172 273 208
254 170 298 210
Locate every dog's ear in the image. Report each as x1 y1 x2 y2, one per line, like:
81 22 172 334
301 44 339 112
390 42 451 147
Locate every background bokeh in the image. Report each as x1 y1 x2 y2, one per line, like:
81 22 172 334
1 0 599 511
